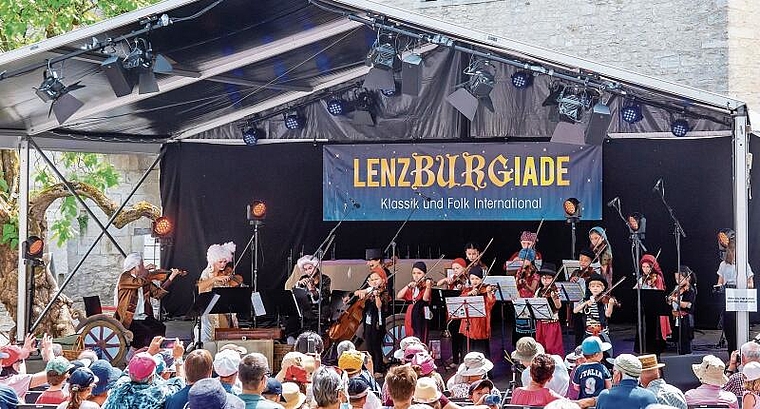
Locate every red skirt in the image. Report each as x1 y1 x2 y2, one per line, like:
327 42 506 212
535 320 564 357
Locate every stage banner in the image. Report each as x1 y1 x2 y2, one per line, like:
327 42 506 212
323 142 602 221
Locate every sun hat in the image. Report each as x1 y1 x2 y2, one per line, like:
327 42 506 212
692 355 729 386
219 343 248 356
638 354 666 371
581 336 612 355
281 381 307 409
214 350 241 377
338 350 364 375
413 377 442 404
511 337 545 363
456 352 494 376
187 378 245 409
743 361 760 381
611 354 642 378
393 336 423 360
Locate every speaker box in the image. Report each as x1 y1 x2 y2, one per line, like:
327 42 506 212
584 102 612 145
661 353 705 391
101 56 134 97
402 53 422 96
211 339 274 365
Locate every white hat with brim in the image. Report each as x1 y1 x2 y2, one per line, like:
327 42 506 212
281 382 307 409
692 355 729 386
413 377 442 404
456 352 494 377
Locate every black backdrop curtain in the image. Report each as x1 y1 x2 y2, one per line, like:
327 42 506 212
160 137 751 328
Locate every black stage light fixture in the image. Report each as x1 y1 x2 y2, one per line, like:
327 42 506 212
556 86 593 123
511 70 533 89
23 236 44 262
121 38 172 95
563 198 581 220
284 111 305 130
327 97 348 116
621 101 643 124
671 118 690 137
152 216 173 238
363 33 400 91
446 59 496 121
242 125 265 146
353 90 376 126
401 53 422 96
101 55 134 97
247 200 267 224
34 71 85 124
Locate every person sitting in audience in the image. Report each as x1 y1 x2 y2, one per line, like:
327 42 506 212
742 361 760 409
564 346 584 400
339 351 381 409
386 365 417 409
313 366 348 409
0 334 55 400
58 368 100 409
165 349 212 409
684 355 738 409
187 378 244 409
597 354 657 409
724 340 760 400
276 352 308 383
468 379 494 404
0 384 17 409
411 352 444 393
102 340 185 409
413 377 442 409
281 382 307 409
511 353 565 406
237 353 283 409
262 378 283 403
637 354 686 409
214 350 242 395
87 360 123 407
348 378 372 409
36 356 72 404
446 352 495 399
572 336 612 399
512 337 569 396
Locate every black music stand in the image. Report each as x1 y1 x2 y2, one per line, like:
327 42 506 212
210 287 253 319
637 289 670 354
445 296 486 353
188 292 220 350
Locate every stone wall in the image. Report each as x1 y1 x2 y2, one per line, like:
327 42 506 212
376 0 758 113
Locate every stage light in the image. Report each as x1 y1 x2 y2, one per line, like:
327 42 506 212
510 70 533 89
556 86 593 123
242 126 265 146
620 102 643 124
628 212 646 236
284 111 305 130
121 38 172 95
152 216 173 238
23 236 44 261
247 200 267 222
327 98 347 116
363 33 400 91
563 198 581 220
446 59 496 121
353 90 376 126
34 71 85 124
671 119 690 137
718 228 735 249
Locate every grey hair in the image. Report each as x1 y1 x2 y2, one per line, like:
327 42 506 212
337 340 356 358
741 341 760 361
313 367 346 407
543 399 581 409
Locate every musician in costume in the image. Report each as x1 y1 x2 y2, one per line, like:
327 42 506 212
354 266 391 375
295 255 332 327
633 254 671 355
589 227 613 286
459 265 496 357
196 242 239 342
513 249 539 344
573 273 615 345
114 253 183 349
571 248 598 346
505 231 543 269
669 265 696 354
437 258 469 366
397 261 432 343
366 248 393 296
535 263 564 356
464 242 487 268
716 233 753 353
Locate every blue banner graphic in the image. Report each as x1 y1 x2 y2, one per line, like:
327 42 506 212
323 142 602 221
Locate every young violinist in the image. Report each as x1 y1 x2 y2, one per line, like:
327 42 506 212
294 255 332 332
513 249 539 344
535 263 564 356
589 227 613 286
669 265 696 354
196 242 239 342
437 258 468 366
573 274 615 345
464 242 487 268
354 266 391 375
505 231 543 270
633 254 671 355
459 265 496 357
397 261 432 343
571 248 597 346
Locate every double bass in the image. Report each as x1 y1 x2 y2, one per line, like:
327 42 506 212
327 266 390 344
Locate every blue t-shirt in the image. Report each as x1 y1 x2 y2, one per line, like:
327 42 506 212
572 361 610 398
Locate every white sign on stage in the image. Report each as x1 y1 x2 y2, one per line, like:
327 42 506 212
726 288 758 312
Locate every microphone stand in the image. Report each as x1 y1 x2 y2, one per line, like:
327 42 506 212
384 196 421 351
611 200 647 353
655 183 687 353
310 203 357 334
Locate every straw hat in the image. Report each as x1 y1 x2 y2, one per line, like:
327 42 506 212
511 337 544 363
413 377 442 404
281 382 307 409
692 355 728 386
456 352 494 377
638 354 665 371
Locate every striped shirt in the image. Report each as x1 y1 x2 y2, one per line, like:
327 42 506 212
646 378 687 409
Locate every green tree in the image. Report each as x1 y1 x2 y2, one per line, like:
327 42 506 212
0 0 161 52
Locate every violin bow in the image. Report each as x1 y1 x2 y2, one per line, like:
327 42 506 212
463 237 494 275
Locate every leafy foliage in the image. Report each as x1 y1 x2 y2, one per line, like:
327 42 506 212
0 0 161 52
33 152 120 246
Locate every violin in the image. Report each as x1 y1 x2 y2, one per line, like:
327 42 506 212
147 268 187 281
221 264 244 287
591 277 625 308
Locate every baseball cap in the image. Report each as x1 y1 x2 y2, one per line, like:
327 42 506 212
188 378 245 409
90 359 123 396
263 377 283 395
581 336 612 355
69 367 98 390
45 356 72 375
214 350 241 377
128 352 157 381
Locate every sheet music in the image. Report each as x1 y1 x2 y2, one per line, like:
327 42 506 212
512 297 553 320
445 296 486 319
561 260 581 280
483 276 518 301
557 281 585 302
203 294 220 316
251 292 267 317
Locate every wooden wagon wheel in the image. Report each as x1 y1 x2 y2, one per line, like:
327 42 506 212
76 314 131 366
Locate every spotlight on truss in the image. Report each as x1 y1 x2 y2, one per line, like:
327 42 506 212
242 125 265 146
671 118 690 137
103 38 172 96
326 97 348 116
445 59 496 121
556 85 594 123
363 33 400 91
510 70 533 89
620 101 643 124
34 70 85 124
284 111 306 130
353 90 376 126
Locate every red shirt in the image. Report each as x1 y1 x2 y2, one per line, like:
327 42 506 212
458 287 496 339
36 389 68 405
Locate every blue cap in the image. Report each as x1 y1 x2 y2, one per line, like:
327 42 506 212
581 336 611 355
188 378 244 409
69 368 98 390
0 384 18 409
89 359 122 396
263 377 282 395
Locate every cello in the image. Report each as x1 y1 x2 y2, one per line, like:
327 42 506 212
327 266 391 345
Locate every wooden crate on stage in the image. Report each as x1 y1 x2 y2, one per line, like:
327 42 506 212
214 327 283 341
273 342 292 373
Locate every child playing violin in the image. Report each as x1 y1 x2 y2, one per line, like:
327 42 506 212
535 263 564 356
668 265 696 354
513 249 539 344
573 274 615 345
397 261 432 343
355 266 392 374
437 258 469 366
459 265 496 357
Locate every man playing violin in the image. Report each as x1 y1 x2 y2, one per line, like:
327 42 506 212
397 261 432 343
115 252 184 349
294 255 332 333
